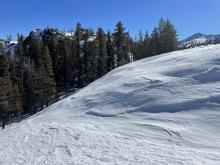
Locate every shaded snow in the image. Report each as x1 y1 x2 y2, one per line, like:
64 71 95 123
1 45 220 164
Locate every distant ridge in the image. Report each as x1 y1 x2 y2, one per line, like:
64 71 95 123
180 33 220 48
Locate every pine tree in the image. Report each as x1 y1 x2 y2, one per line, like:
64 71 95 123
55 38 69 91
142 31 150 58
83 29 97 84
96 28 107 78
75 22 84 87
106 31 115 71
0 44 9 77
37 41 56 106
126 33 133 62
157 18 166 54
112 21 130 67
0 46 11 125
0 43 23 124
148 27 159 56
134 30 144 60
14 34 26 85
157 18 178 54
0 77 11 128
23 39 56 112
64 37 76 90
10 34 25 115
164 20 178 52
40 29 61 91
83 29 92 85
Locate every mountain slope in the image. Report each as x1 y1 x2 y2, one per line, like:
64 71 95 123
0 45 220 165
180 33 220 48
0 39 17 56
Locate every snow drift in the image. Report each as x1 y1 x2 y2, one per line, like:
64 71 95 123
0 45 220 165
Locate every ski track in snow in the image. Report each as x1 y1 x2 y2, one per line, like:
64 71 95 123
1 45 220 165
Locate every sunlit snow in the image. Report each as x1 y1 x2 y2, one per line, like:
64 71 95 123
0 45 220 165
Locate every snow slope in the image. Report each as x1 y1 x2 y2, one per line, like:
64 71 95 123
1 45 220 165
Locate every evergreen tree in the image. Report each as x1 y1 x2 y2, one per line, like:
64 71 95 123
83 29 93 85
0 45 10 125
40 29 62 91
134 30 144 60
112 21 130 67
0 77 10 128
157 18 178 54
83 29 97 84
0 44 9 77
0 43 23 124
37 41 56 106
64 37 77 90
14 34 26 85
23 39 56 112
157 18 166 54
106 31 115 71
148 27 159 56
75 22 84 87
56 38 69 91
96 28 107 78
164 20 179 52
126 33 133 62
142 31 150 58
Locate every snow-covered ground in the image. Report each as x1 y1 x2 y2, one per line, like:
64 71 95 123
1 45 220 165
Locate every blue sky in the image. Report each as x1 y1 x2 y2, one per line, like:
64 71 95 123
1 0 220 40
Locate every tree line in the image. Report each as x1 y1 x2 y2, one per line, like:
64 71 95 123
0 18 178 127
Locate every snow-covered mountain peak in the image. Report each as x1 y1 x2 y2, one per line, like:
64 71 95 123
30 28 44 38
188 32 204 39
29 28 67 39
180 33 220 48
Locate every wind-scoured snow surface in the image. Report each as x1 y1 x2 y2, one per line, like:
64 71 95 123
1 45 220 165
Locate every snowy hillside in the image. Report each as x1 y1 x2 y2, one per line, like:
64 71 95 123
1 45 220 165
180 33 220 48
